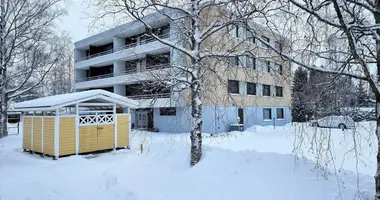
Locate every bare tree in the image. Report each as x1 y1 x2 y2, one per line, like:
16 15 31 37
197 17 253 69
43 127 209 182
87 0 291 166
44 33 75 96
239 0 380 198
0 0 69 138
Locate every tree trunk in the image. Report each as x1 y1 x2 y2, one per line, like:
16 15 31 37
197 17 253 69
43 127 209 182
0 92 7 138
190 77 202 167
375 100 380 200
0 0 6 139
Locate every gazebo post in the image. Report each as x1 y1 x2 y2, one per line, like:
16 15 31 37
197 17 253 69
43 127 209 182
41 111 44 157
75 103 79 155
31 111 35 154
113 102 117 151
53 108 60 160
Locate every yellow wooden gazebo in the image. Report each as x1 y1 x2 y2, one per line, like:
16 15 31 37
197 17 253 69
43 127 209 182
12 90 138 159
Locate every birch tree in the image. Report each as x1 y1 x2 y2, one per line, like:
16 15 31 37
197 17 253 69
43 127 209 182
89 0 289 166
243 0 380 198
0 0 68 138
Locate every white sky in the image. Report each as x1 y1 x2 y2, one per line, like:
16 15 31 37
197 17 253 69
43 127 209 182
60 0 93 42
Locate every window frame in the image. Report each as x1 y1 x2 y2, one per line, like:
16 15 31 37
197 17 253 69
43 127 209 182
263 108 272 121
160 107 176 116
266 61 271 73
275 86 283 97
262 84 271 96
247 82 256 95
228 80 240 94
276 108 284 119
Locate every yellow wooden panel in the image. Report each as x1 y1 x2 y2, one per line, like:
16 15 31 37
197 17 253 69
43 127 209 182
32 117 43 153
43 117 55 156
59 117 76 156
23 117 32 150
79 125 97 153
97 124 114 151
117 115 129 147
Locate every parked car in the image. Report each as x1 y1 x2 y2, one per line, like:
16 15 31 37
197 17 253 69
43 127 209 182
310 115 355 130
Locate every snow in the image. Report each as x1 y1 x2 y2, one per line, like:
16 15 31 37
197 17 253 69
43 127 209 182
0 122 376 200
13 90 138 110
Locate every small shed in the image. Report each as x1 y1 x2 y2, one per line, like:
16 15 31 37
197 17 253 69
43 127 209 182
12 90 138 159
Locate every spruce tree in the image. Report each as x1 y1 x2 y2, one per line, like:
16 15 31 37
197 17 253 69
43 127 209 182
292 67 310 122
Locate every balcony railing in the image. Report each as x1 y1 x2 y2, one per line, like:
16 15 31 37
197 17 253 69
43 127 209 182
76 33 170 62
126 93 171 99
75 63 171 83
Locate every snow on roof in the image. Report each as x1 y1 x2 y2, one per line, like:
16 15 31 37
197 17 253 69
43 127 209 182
13 90 138 111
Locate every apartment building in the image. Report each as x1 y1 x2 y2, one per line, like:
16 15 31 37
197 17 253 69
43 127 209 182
74 8 292 134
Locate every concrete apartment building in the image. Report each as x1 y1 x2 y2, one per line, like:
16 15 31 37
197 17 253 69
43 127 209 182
74 7 292 134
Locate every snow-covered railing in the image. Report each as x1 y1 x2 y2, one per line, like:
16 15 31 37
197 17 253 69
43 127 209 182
75 63 171 83
76 33 170 62
127 93 171 100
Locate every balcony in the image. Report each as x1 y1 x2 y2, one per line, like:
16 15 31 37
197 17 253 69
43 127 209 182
76 33 170 62
75 63 171 83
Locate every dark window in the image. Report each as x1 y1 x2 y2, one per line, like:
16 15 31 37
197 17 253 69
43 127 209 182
246 28 255 43
235 56 240 66
276 86 283 97
160 107 176 116
263 108 272 120
277 108 284 119
228 80 239 94
235 25 239 37
266 61 271 73
278 64 283 75
247 82 256 95
275 41 282 51
262 36 270 47
246 56 256 69
262 84 271 96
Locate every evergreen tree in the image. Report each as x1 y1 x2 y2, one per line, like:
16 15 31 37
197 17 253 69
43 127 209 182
292 67 311 122
357 80 368 106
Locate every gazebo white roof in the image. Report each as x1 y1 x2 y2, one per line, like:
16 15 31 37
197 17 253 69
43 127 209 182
13 90 138 111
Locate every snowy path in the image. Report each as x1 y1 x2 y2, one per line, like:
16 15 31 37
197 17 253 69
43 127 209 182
0 123 376 200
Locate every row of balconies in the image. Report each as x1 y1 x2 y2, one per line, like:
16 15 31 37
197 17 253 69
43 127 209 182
76 33 170 63
75 63 171 83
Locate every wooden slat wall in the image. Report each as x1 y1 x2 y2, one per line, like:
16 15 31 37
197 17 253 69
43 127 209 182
117 115 129 148
32 117 43 153
97 124 114 150
79 126 97 153
23 117 32 150
43 117 55 156
59 117 76 156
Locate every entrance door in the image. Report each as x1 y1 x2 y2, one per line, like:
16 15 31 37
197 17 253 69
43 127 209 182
147 109 154 129
136 111 148 129
238 108 244 124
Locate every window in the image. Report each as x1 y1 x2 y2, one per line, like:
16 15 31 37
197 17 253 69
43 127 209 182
262 84 271 96
246 28 255 43
256 59 265 71
275 86 283 97
160 107 176 116
263 108 272 120
276 108 284 119
275 41 282 51
261 36 270 47
235 56 240 66
247 82 256 95
275 64 283 75
246 56 256 69
228 80 239 94
266 61 271 73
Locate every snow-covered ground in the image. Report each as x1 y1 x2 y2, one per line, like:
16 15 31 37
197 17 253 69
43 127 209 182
0 122 376 200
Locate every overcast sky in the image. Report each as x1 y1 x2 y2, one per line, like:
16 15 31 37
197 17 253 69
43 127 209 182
60 0 93 43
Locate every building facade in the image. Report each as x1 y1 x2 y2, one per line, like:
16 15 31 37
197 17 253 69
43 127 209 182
74 8 292 134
